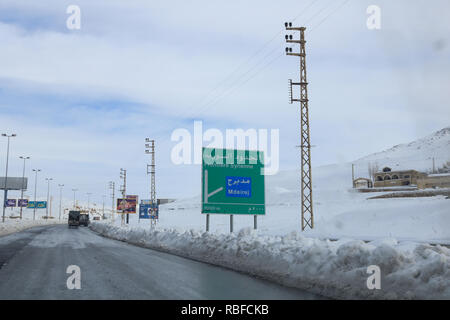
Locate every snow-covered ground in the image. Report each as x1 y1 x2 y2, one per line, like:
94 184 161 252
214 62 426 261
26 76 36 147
90 222 450 299
0 218 64 237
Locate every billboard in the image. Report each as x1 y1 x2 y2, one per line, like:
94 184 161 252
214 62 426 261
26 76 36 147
27 201 47 209
139 203 159 219
0 177 28 190
5 199 17 207
202 148 265 215
117 195 138 214
18 199 28 207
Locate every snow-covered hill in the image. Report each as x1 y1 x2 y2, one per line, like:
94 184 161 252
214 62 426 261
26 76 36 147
356 127 450 173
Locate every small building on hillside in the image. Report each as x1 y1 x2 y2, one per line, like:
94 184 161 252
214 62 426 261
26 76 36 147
353 178 373 189
373 167 427 188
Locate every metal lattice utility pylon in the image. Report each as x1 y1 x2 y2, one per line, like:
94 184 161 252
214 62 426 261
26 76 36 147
119 169 127 225
145 139 156 227
285 23 314 230
109 181 115 223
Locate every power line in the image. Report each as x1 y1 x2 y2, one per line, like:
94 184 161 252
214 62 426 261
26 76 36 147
189 0 352 117
153 0 352 147
162 0 324 124
310 0 351 32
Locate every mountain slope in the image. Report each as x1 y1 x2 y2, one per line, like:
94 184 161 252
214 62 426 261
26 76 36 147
355 127 450 172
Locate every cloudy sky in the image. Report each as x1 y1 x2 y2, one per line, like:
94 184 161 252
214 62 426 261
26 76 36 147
0 0 449 204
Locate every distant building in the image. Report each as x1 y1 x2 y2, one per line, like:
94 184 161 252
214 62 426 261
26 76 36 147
157 198 176 205
353 178 373 189
373 167 427 188
373 167 450 189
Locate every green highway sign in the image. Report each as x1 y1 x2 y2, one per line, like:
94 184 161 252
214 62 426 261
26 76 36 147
201 148 265 215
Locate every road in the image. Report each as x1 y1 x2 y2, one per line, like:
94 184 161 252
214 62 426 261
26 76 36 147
0 224 321 300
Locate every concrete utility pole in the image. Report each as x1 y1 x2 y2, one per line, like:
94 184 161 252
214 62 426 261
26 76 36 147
432 157 436 174
32 169 41 220
45 178 53 217
119 169 127 225
58 184 64 220
2 133 16 223
19 156 30 220
109 181 115 223
145 138 157 227
285 23 314 231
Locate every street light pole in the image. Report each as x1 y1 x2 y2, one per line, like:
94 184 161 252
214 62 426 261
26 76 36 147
2 133 17 223
19 156 30 220
45 178 53 217
72 189 78 208
102 195 105 219
58 184 64 220
87 193 92 213
32 169 41 220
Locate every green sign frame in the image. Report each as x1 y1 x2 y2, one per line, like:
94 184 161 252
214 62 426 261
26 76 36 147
201 148 265 215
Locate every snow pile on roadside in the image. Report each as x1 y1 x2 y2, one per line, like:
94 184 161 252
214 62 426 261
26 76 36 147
0 219 64 237
90 222 450 299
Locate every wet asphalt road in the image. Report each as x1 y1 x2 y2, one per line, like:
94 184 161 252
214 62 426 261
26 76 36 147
0 224 321 300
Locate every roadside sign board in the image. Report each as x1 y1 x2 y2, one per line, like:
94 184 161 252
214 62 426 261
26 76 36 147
139 203 159 219
0 177 27 190
201 148 265 215
27 201 47 209
6 199 17 207
18 199 28 207
117 196 138 214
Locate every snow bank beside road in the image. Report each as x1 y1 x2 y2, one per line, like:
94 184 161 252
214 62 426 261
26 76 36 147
90 222 450 299
0 219 63 237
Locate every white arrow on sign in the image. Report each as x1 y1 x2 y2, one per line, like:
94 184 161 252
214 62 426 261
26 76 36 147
204 170 223 204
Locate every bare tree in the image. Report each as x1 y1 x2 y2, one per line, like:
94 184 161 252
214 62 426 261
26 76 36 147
368 162 379 180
